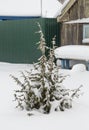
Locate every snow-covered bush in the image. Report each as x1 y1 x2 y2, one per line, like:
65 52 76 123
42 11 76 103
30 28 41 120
11 23 82 114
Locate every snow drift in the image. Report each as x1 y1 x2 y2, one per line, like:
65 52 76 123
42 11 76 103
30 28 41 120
55 45 89 61
0 62 89 130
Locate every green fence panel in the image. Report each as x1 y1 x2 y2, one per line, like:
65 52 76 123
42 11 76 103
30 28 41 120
44 18 60 47
0 18 60 63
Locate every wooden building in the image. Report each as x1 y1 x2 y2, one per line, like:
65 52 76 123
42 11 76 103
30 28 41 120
57 0 89 46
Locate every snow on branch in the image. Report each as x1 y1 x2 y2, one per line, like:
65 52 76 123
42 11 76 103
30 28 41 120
11 23 82 115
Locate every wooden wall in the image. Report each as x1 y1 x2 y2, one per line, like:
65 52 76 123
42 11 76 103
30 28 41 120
60 0 85 22
60 0 89 46
61 23 83 46
85 0 89 17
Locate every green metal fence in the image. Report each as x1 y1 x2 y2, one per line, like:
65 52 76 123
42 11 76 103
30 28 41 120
0 18 60 63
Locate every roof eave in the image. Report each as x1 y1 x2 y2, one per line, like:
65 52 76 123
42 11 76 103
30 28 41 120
57 0 77 22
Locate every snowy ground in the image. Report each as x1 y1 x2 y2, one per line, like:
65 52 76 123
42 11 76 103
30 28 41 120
0 62 89 130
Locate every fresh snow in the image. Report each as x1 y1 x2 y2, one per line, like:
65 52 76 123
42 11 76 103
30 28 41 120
54 0 70 17
60 0 70 13
71 64 86 72
0 62 89 130
82 38 89 43
65 17 89 24
55 45 89 61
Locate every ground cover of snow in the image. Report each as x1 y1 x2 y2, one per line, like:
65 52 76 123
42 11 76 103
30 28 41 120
55 45 89 61
0 62 89 130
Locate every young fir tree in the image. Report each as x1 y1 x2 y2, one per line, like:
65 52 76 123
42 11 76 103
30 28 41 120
11 23 82 114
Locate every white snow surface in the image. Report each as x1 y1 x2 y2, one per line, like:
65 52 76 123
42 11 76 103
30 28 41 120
0 62 89 130
54 0 70 17
0 0 62 18
65 17 89 24
71 64 86 72
82 38 89 43
55 45 89 61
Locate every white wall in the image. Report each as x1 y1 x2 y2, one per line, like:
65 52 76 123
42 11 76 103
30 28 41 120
42 0 62 18
0 0 62 17
0 0 41 16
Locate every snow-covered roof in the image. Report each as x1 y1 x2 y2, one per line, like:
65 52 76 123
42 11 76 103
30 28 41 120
54 0 70 18
57 0 77 21
60 0 70 12
58 0 66 4
64 18 89 24
55 45 89 61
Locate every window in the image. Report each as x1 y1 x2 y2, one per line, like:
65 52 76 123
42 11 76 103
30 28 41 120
82 24 89 43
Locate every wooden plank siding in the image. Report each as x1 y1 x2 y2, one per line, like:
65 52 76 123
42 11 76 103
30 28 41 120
59 0 86 22
58 0 89 46
85 0 89 17
61 23 83 46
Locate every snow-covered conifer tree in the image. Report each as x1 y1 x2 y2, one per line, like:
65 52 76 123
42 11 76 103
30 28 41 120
11 23 82 114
